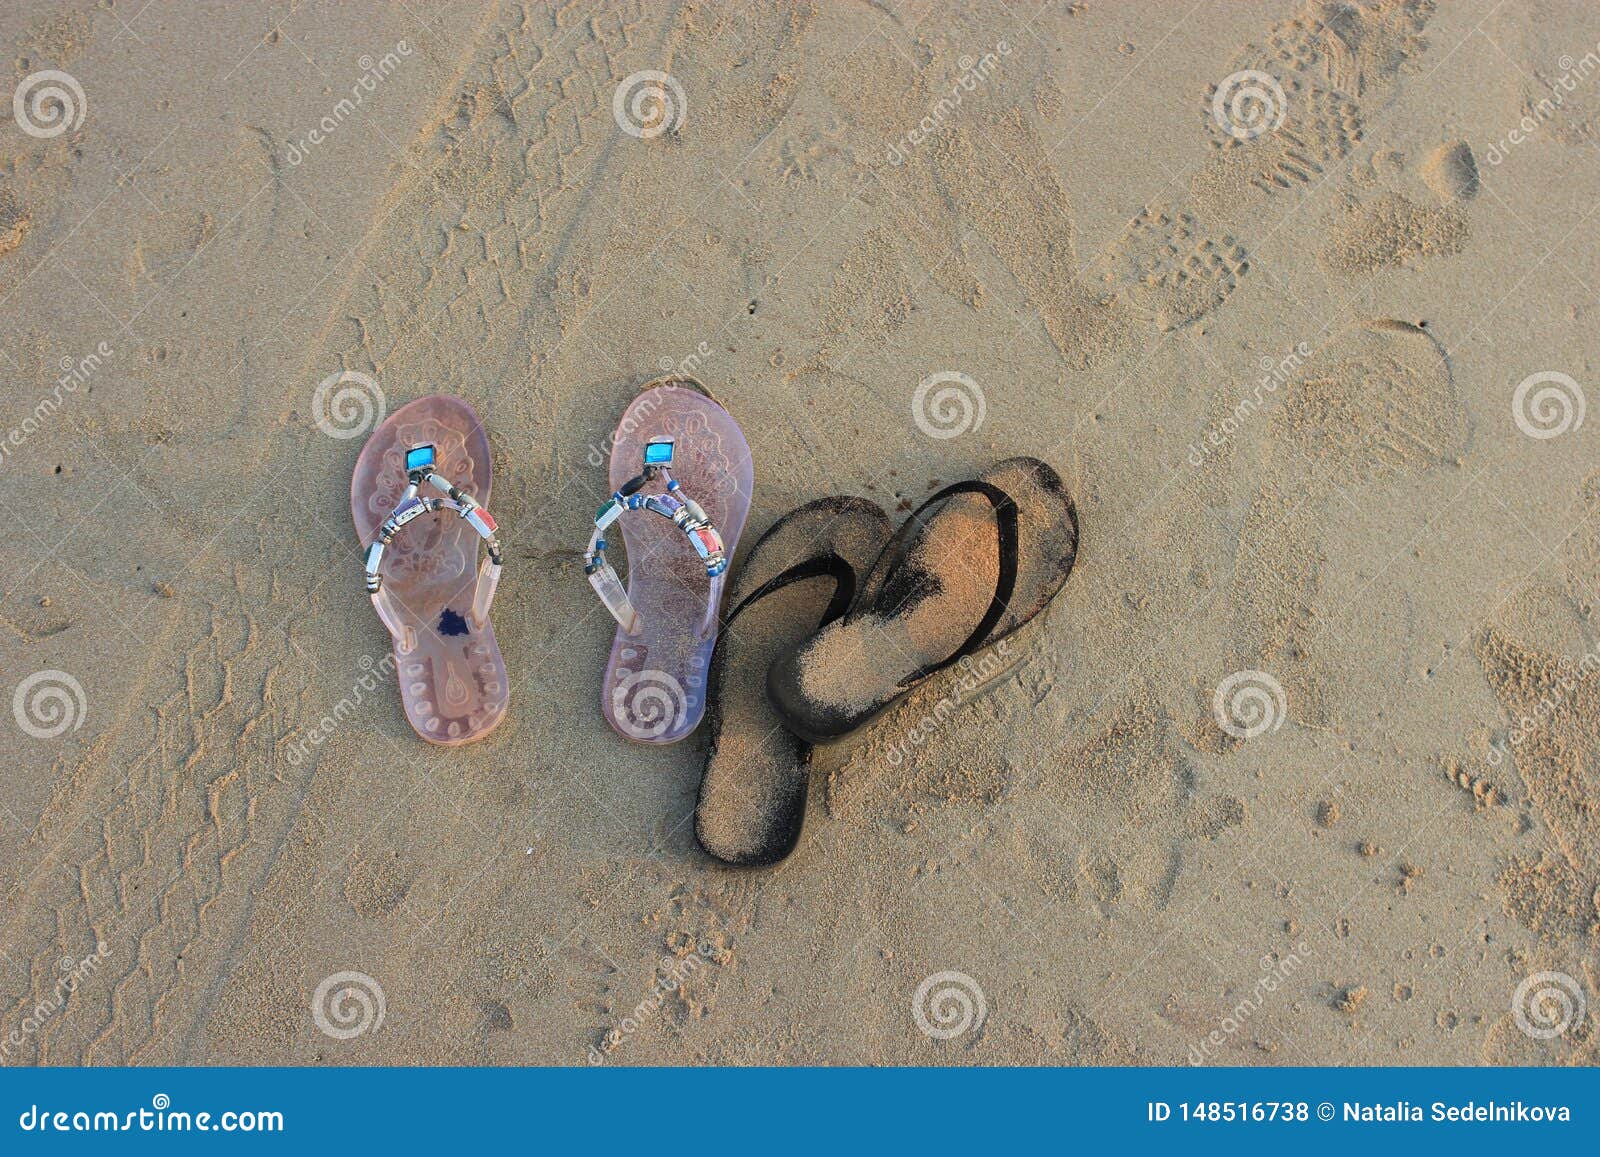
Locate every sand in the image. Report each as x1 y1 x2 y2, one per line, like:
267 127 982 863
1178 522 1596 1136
2 0 1599 1066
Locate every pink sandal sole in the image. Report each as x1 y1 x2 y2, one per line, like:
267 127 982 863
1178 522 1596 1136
351 395 509 745
600 381 752 744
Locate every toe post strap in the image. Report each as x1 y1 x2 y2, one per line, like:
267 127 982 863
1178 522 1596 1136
361 442 504 636
583 435 728 635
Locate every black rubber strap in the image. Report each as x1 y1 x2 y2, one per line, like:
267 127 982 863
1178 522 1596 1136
720 552 857 634
705 551 858 759
860 479 1019 689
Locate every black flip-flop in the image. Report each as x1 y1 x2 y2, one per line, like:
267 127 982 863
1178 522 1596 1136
767 457 1078 744
695 496 893 866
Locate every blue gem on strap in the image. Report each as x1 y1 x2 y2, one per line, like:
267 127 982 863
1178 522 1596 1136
405 444 436 473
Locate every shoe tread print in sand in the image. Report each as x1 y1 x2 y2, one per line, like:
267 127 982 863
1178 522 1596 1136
352 394 509 745
1100 0 1438 334
1196 0 1433 208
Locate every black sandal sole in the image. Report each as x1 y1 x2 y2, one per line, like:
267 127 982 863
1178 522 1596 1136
766 457 1078 744
695 496 893 865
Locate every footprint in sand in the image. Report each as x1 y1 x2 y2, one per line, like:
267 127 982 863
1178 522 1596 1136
1421 140 1480 203
1097 202 1250 332
1100 0 1439 332
1027 697 1247 917
1228 318 1467 726
1320 144 1475 274
1476 624 1600 949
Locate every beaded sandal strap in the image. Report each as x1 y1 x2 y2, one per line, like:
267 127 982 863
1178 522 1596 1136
583 435 727 635
362 442 503 644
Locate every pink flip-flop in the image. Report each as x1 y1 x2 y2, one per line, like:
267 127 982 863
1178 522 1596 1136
352 394 509 745
584 378 753 744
